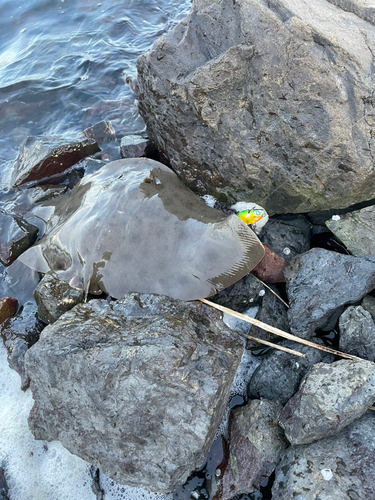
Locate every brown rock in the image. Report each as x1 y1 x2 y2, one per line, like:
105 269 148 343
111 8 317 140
0 297 18 324
251 244 286 283
12 136 100 187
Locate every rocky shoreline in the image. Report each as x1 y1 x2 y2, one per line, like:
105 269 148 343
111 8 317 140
1 0 375 499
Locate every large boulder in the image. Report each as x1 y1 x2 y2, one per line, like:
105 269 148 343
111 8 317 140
137 0 375 214
25 293 243 493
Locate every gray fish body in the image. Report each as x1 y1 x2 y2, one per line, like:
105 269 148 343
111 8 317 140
20 158 264 300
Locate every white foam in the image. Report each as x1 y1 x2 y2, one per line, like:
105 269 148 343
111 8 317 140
201 194 217 208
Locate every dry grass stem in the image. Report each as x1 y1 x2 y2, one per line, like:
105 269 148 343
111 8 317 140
200 298 364 362
233 329 305 358
258 279 289 308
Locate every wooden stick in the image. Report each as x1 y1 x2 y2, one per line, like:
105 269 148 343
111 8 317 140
200 298 364 362
232 329 305 358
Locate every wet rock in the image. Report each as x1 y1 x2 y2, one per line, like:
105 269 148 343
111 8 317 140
0 211 38 266
0 466 9 500
25 293 243 493
272 412 375 500
285 248 375 339
79 157 106 176
210 273 265 313
12 136 100 187
279 360 375 445
29 185 68 204
361 294 375 322
248 339 334 405
259 215 312 263
219 400 287 499
83 121 119 161
326 205 375 256
251 244 286 283
246 285 289 347
339 306 375 361
33 272 84 324
0 260 41 306
0 297 18 324
137 0 375 214
120 134 153 158
1 301 43 390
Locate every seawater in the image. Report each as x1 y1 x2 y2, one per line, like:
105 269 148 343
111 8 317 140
0 0 190 186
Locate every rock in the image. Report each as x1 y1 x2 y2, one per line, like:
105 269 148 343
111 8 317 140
272 412 375 500
1 301 43 390
219 400 288 499
210 273 265 313
137 0 375 214
246 284 289 347
285 248 375 339
0 297 18 324
0 465 9 500
83 121 119 161
278 359 375 445
12 136 100 187
251 244 286 283
33 272 84 324
29 185 68 204
248 339 335 405
361 294 375 322
326 205 375 256
259 215 312 262
0 211 38 266
0 260 41 306
339 306 375 361
120 134 154 158
25 293 243 493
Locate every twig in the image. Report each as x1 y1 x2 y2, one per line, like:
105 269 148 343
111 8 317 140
233 330 305 357
200 298 364 362
258 279 289 308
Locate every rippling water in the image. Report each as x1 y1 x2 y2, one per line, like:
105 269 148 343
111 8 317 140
0 0 190 185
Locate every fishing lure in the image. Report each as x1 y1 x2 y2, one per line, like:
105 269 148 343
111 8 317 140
236 208 265 226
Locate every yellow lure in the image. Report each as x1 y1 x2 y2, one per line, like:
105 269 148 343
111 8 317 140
236 209 265 225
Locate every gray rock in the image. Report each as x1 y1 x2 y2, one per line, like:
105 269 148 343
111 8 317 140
285 248 375 339
0 465 9 500
137 0 375 214
219 400 288 499
33 272 84 324
278 360 375 445
12 136 99 187
247 285 289 347
248 339 334 405
0 212 38 266
339 305 375 360
25 293 243 493
211 273 265 313
361 294 375 321
1 301 43 390
326 205 375 256
120 134 153 158
29 185 68 204
83 121 120 161
259 215 312 262
327 0 375 24
272 412 375 500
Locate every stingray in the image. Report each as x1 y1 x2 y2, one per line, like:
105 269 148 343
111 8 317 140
19 158 265 301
